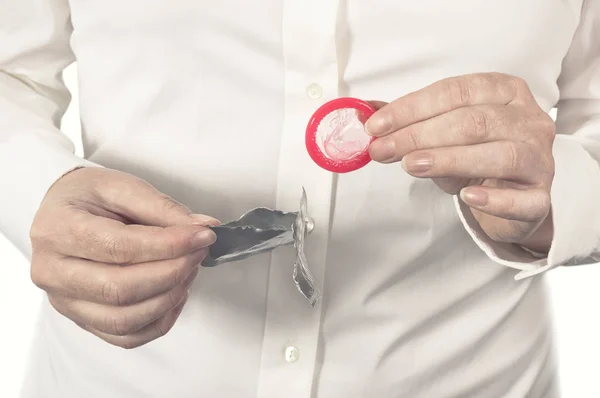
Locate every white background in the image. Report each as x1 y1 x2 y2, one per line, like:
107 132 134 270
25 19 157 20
1 66 599 397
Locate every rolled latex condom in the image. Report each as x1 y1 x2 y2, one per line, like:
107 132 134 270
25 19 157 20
305 97 377 173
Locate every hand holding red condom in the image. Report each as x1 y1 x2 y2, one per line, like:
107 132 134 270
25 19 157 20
364 73 556 253
305 73 555 253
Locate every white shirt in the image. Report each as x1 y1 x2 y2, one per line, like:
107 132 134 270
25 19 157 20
2 1 600 397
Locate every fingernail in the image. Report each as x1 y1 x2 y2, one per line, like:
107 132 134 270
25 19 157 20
369 137 396 162
190 214 221 226
403 153 433 174
365 113 392 136
192 229 217 248
460 187 488 206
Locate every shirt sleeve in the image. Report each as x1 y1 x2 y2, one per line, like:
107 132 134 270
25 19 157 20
0 0 100 259
455 0 600 280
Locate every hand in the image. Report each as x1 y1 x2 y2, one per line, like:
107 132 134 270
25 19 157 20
30 167 219 349
366 73 556 253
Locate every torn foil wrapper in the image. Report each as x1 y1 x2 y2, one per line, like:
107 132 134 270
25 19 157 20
203 188 321 306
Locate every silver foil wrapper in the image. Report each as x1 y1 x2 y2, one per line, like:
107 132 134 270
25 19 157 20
203 188 321 306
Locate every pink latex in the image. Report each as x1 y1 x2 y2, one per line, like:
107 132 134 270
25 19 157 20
315 108 371 161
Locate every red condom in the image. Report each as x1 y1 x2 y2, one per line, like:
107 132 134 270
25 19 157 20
305 97 377 173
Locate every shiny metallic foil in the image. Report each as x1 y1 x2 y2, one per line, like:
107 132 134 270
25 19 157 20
203 188 321 306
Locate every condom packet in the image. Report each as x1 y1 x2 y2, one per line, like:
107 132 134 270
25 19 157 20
203 188 321 306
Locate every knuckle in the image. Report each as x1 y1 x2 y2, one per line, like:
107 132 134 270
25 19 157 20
538 159 555 188
68 218 95 246
102 272 138 305
30 259 48 289
385 100 418 131
30 254 60 291
62 261 80 287
487 71 508 82
463 109 491 140
502 141 522 175
29 222 46 245
101 278 123 306
536 113 556 138
107 311 134 336
473 73 498 91
508 75 531 99
102 235 135 264
445 153 459 174
446 78 473 106
404 127 423 151
511 76 529 90
29 219 55 248
163 239 179 260
159 195 186 216
399 102 419 124
528 144 555 187
544 155 556 183
538 191 551 214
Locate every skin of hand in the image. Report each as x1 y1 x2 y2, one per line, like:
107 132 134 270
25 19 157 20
29 167 220 349
366 72 556 254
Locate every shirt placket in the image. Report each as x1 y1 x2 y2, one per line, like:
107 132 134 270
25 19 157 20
255 1 341 397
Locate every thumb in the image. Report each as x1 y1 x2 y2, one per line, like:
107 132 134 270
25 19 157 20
364 100 389 128
90 169 220 227
429 176 473 195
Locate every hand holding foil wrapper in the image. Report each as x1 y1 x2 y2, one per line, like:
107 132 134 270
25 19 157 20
202 189 321 306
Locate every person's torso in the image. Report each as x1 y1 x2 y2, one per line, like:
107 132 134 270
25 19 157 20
23 1 581 396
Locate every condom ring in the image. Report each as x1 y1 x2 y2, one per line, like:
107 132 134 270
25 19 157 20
305 97 377 173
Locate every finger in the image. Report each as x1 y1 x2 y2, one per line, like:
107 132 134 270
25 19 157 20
366 100 388 110
400 141 544 184
39 209 216 263
460 186 550 222
84 169 220 228
369 105 527 162
49 268 197 336
365 73 529 136
431 177 475 195
33 249 207 306
81 295 188 350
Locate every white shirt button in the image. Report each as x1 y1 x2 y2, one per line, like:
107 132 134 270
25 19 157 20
305 216 315 233
306 83 323 99
284 346 300 362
